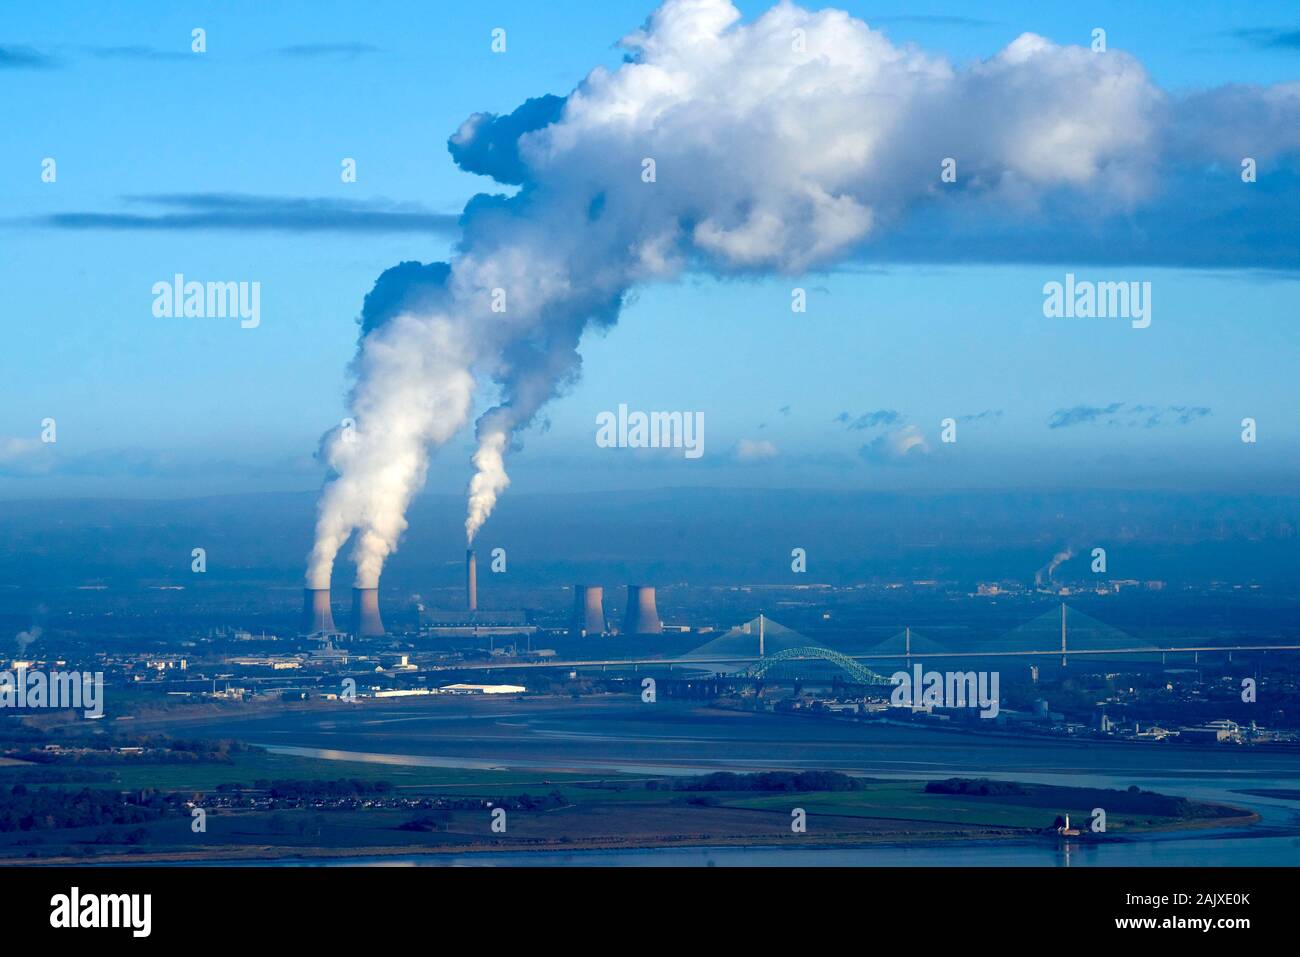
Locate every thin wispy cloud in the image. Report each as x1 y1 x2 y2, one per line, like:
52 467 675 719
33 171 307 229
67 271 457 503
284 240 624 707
872 158 1300 272
277 42 380 59
1048 403 1211 429
1049 403 1126 428
81 45 192 61
957 409 1003 423
1137 405 1214 427
871 15 999 28
835 409 902 431
1232 28 1300 50
0 44 58 68
832 408 904 429
24 193 461 235
2 42 198 67
0 437 317 480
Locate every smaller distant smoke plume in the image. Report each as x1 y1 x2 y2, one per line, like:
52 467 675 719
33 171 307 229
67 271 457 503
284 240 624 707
465 419 510 545
14 626 42 655
1035 548 1075 586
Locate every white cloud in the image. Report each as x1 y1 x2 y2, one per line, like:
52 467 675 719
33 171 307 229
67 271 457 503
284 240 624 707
734 438 779 463
0 438 52 476
528 0 1163 274
309 0 1299 589
860 424 930 464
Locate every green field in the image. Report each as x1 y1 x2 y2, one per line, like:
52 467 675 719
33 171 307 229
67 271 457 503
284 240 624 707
0 750 623 794
0 753 1251 864
723 786 1138 830
0 756 1241 834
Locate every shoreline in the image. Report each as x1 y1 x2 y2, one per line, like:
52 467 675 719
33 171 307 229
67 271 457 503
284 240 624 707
1 811 1261 867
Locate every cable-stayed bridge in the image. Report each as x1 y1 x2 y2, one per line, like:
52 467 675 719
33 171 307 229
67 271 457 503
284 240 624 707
426 605 1300 678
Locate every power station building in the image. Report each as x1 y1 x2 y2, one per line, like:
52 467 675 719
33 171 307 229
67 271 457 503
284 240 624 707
570 585 606 637
622 585 663 635
418 608 536 638
349 587 386 637
302 549 670 642
300 588 337 636
567 584 672 636
418 548 534 637
300 585 385 638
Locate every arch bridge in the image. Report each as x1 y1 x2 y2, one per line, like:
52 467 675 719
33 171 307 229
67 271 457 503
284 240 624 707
742 647 893 685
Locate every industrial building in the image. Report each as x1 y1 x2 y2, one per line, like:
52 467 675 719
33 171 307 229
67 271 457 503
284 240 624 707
622 585 663 635
436 683 527 695
570 585 606 637
301 549 669 644
349 587 385 637
299 588 336 636
418 548 533 637
418 609 536 638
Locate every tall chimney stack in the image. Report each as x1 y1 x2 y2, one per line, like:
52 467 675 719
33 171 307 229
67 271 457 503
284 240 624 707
300 588 335 635
466 548 478 612
349 587 385 637
570 585 605 637
622 585 662 635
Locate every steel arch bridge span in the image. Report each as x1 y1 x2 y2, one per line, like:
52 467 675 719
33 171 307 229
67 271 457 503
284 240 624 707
744 647 893 685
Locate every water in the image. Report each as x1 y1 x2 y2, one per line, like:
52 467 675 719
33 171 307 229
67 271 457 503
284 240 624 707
162 698 1300 866
214 833 1300 867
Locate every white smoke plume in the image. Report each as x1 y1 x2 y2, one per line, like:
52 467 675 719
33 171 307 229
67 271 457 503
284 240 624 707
307 0 1300 588
309 311 475 587
1035 548 1075 586
14 626 41 655
465 422 509 543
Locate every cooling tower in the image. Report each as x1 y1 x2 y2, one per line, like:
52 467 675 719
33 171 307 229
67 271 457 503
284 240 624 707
349 587 385 637
466 548 477 612
300 588 335 635
570 585 605 637
622 585 662 635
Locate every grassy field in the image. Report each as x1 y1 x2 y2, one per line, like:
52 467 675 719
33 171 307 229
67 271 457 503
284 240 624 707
0 750 623 793
723 786 1145 831
0 751 1254 863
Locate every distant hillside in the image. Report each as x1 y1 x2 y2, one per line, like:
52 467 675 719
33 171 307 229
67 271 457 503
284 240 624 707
0 486 1296 592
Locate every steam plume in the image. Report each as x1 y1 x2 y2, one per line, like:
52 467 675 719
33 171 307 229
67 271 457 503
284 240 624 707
14 626 41 655
465 422 509 543
306 0 1300 588
1035 548 1075 586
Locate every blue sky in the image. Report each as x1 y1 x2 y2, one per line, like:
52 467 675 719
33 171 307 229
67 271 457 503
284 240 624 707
2 0 1298 499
